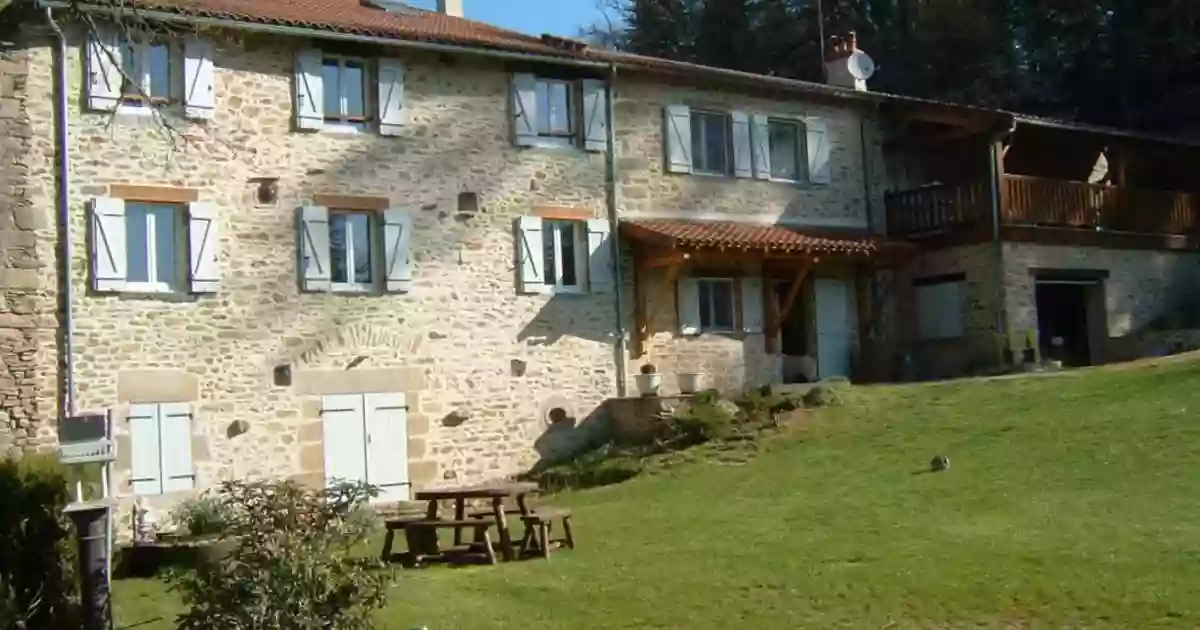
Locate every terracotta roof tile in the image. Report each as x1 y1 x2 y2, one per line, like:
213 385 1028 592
621 219 909 258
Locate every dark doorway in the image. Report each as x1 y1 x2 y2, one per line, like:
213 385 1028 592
1034 281 1094 366
775 281 811 383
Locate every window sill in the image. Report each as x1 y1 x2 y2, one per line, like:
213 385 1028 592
690 170 732 179
546 285 586 296
323 121 370 135
769 177 806 186
330 283 376 294
521 138 582 151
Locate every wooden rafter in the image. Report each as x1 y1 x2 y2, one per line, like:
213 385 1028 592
632 248 648 359
765 263 813 354
644 251 690 269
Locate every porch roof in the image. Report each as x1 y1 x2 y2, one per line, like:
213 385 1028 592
620 219 911 259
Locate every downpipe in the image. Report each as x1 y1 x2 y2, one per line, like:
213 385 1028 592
605 63 627 397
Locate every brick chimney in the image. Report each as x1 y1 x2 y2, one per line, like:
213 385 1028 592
437 0 463 17
825 31 874 91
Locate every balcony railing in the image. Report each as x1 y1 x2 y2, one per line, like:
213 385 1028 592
886 174 1200 238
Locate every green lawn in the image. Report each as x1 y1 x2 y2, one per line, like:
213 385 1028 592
114 356 1200 629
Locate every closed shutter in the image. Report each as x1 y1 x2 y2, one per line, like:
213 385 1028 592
298 206 331 292
664 104 693 174
740 277 765 333
128 404 162 495
85 28 120 111
295 49 324 131
678 277 701 335
382 208 413 293
159 403 195 493
581 79 608 152
807 118 831 184
377 58 407 136
365 392 409 503
731 111 753 179
516 216 546 294
183 38 215 120
917 282 964 340
188 202 220 293
90 197 127 292
321 394 367 487
751 114 771 180
511 73 538 147
586 219 614 293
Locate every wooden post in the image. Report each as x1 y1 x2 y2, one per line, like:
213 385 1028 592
764 271 779 354
632 248 647 359
770 262 813 344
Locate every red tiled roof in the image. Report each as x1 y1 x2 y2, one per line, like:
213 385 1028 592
621 219 909 258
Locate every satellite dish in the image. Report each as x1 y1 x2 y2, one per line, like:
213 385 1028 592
847 51 876 80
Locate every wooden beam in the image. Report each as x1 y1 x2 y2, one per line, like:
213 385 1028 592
769 264 812 340
764 277 779 354
632 248 648 359
643 251 690 269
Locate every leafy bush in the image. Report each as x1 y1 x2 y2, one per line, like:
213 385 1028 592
670 391 741 445
171 493 232 538
170 479 388 630
0 454 77 630
525 444 644 492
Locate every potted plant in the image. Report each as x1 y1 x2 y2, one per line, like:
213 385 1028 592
676 366 705 395
634 363 661 397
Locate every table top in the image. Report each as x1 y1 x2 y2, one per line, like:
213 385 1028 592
414 481 540 500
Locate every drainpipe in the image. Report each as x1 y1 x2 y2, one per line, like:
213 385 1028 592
605 63 627 397
45 7 74 418
988 118 1017 362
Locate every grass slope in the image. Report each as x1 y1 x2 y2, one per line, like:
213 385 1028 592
115 357 1200 629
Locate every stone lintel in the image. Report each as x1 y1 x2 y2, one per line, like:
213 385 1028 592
117 369 200 403
291 367 426 396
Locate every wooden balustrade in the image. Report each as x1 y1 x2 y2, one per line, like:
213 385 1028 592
885 181 990 236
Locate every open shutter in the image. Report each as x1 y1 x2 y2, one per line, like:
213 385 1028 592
741 277 765 333
731 111 753 178
807 118 831 184
581 79 608 152
516 216 545 294
183 38 215 120
295 49 324 131
90 197 127 292
188 202 219 293
377 58 407 136
511 73 538 147
751 114 771 180
159 403 195 493
586 219 614 293
299 206 331 292
382 208 413 293
322 394 367 486
677 277 701 336
85 28 121 111
128 404 162 495
664 104 693 174
365 392 410 503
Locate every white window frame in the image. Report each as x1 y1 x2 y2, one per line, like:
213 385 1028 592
125 203 183 294
697 278 737 333
767 117 807 184
691 110 731 176
329 210 377 293
543 219 586 294
117 40 174 115
322 55 371 132
535 77 577 147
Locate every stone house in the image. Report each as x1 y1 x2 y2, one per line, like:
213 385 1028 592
0 0 1197 519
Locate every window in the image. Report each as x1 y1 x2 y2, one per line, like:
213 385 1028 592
698 279 736 332
128 402 195 496
691 111 730 175
768 119 804 182
322 57 369 124
916 278 964 340
536 79 574 138
120 41 174 102
542 219 584 291
125 203 183 293
329 211 375 291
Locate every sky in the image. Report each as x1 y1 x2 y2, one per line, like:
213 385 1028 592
406 0 612 37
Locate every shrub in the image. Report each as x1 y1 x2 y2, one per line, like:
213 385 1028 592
0 454 77 630
171 493 232 538
670 391 740 445
640 363 658 374
170 479 388 630
802 385 840 408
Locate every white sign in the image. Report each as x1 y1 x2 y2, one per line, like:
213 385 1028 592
59 438 117 464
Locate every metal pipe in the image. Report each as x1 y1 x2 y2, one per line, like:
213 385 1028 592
605 63 627 398
988 118 1017 363
44 6 74 418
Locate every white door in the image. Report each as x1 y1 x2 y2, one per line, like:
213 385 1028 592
814 277 853 379
365 393 411 503
322 394 368 488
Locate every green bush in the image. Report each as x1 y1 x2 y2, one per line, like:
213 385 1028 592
170 479 388 630
802 385 841 408
0 454 77 630
671 392 740 445
171 493 232 538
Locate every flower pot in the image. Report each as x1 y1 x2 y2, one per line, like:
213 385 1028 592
676 372 704 394
633 372 661 397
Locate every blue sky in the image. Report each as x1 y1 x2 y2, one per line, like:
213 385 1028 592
406 0 613 37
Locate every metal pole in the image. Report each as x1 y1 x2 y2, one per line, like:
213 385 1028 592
66 506 112 630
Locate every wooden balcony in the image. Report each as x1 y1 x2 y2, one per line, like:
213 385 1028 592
886 175 1200 249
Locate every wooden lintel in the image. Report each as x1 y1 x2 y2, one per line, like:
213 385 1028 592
770 264 812 339
644 251 690 269
109 184 199 204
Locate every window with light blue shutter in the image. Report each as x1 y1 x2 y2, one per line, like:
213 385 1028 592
128 402 196 496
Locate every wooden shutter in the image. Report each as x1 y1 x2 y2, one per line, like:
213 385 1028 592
159 403 195 493
183 38 215 120
85 28 120 111
586 218 614 293
90 197 127 292
295 49 324 131
128 404 162 495
377 58 407 136
365 392 410 503
321 394 367 486
807 118 831 184
677 277 702 335
740 277 765 333
581 79 608 152
751 114 771 180
299 206 331 292
731 111 753 178
511 73 538 147
516 216 546 294
664 104 693 174
188 202 219 293
382 208 413 293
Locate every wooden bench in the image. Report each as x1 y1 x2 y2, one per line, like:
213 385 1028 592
519 508 575 559
404 518 499 566
380 515 425 562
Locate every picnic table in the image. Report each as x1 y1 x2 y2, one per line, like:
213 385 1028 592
398 481 540 563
